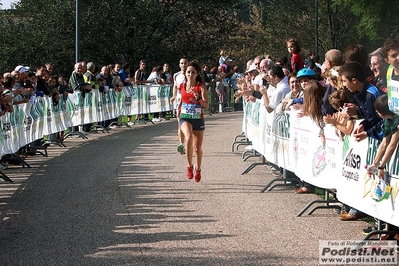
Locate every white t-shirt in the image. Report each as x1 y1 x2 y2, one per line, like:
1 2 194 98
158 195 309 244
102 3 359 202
173 72 185 108
173 72 185 88
253 74 263 86
147 71 161 83
268 76 290 110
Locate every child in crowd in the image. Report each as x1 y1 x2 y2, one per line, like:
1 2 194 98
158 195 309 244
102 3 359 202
370 94 399 180
47 75 60 105
338 61 383 221
299 79 326 135
292 79 326 194
340 61 383 142
367 94 399 240
287 38 304 74
219 49 229 66
96 75 109 94
323 67 355 137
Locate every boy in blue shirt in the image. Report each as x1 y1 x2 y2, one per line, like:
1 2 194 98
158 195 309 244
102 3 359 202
340 61 383 142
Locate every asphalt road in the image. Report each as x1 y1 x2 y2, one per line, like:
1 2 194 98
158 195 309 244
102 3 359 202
0 112 370 265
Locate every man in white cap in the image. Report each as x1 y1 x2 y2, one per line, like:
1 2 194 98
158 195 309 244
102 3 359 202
14 65 30 89
15 65 30 74
237 63 261 100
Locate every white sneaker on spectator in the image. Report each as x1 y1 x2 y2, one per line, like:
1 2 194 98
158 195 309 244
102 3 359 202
152 118 160 122
127 121 134 126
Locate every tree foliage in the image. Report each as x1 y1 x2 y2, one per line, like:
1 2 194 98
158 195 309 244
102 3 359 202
0 0 247 75
335 0 399 42
0 0 397 76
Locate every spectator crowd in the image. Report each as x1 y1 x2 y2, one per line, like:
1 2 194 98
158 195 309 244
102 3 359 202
1 38 399 240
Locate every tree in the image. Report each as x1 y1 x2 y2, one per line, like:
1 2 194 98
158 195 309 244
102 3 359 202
0 0 248 75
335 0 399 42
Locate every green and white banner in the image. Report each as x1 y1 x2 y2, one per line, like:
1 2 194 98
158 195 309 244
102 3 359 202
242 99 399 227
0 85 172 156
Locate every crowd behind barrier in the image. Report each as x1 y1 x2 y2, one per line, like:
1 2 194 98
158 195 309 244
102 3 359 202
242 99 399 227
0 85 173 157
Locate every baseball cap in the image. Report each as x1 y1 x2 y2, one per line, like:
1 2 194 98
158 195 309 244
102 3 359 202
15 65 30 74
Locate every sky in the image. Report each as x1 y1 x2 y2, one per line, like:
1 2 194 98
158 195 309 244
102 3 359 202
1 0 16 9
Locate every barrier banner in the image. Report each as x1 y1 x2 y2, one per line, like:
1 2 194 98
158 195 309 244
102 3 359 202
122 85 173 116
241 99 399 227
69 91 98 125
0 85 173 157
243 99 266 155
335 134 399 226
49 95 75 133
1 108 17 155
265 110 291 170
122 86 138 116
290 113 342 189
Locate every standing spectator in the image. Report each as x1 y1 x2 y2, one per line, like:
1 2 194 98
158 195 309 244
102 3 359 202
119 63 134 125
285 72 303 99
134 60 150 85
323 67 355 137
215 65 227 104
100 65 113 89
147 66 163 84
370 94 399 184
14 65 30 88
83 62 98 89
369 48 389 93
369 48 388 93
159 63 172 120
341 61 382 142
230 65 243 93
134 60 151 123
383 39 399 114
2 76 16 113
119 63 132 86
202 64 210 85
339 62 382 222
260 65 290 113
300 80 326 137
111 63 123 92
82 62 98 132
45 63 54 75
344 44 374 85
69 62 92 134
258 58 274 90
219 49 229 66
160 63 172 85
321 49 345 116
287 38 304 74
35 67 51 96
80 61 87 74
304 51 316 69
148 65 164 122
221 58 234 78
177 61 209 182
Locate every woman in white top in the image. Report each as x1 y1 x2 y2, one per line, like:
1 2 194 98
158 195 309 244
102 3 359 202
147 66 163 84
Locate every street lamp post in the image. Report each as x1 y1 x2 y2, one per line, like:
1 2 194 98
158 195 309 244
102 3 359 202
76 0 80 62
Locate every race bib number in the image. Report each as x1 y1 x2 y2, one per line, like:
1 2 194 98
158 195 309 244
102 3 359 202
388 81 399 114
180 103 201 119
